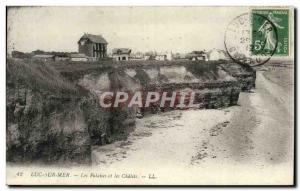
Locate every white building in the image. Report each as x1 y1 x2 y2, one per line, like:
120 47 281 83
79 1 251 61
208 49 228 61
166 52 173 61
112 48 131 61
186 51 208 61
144 55 151 60
155 54 167 61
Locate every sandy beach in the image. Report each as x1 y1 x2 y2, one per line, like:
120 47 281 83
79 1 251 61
91 66 294 184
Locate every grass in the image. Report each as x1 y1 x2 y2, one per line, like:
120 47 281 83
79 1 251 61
7 59 250 91
184 61 220 80
49 61 113 82
7 59 78 94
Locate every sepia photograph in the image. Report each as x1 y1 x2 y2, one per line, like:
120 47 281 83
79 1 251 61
6 6 295 185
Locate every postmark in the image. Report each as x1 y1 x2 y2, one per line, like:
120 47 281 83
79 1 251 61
224 11 287 67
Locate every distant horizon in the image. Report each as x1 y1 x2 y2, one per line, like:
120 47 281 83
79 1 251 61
7 7 247 54
9 47 225 55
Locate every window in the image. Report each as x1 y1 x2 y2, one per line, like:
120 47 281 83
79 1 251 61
80 39 86 45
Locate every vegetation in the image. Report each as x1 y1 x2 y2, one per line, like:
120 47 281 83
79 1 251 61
185 61 220 80
7 59 80 96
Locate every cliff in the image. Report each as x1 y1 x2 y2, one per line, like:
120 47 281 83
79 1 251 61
6 59 256 164
7 59 110 164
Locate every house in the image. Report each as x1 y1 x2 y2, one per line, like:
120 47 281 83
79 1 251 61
112 48 131 61
155 54 167 61
166 52 173 61
130 52 144 60
70 53 88 62
144 55 151 60
207 49 229 61
186 51 208 61
32 54 54 62
144 52 156 60
78 33 108 59
173 53 187 60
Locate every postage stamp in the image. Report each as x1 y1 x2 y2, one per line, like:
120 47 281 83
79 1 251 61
224 9 290 67
251 9 289 56
224 13 275 66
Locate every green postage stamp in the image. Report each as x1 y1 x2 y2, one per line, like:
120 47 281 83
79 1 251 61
251 9 289 56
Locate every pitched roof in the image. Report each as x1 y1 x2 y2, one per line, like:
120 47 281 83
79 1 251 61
78 33 108 44
112 48 131 55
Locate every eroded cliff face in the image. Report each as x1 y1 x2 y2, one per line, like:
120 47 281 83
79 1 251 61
6 59 110 164
78 70 140 140
123 62 242 111
6 59 138 164
219 62 256 91
6 59 256 165
7 90 92 164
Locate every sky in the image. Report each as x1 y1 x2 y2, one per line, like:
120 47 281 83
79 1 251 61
7 6 247 54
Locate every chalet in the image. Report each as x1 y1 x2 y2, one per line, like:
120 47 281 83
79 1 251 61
166 52 173 61
130 52 144 60
155 52 173 61
173 53 187 60
144 55 156 60
207 49 229 61
186 51 208 61
78 33 108 59
155 54 167 61
144 55 151 60
112 48 131 61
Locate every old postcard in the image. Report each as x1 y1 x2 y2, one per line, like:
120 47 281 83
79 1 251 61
6 6 295 185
